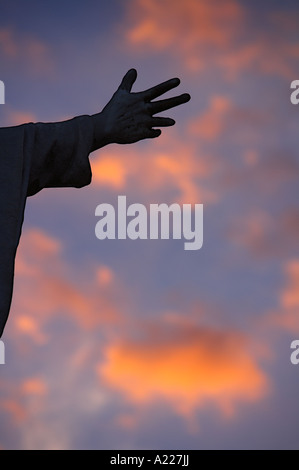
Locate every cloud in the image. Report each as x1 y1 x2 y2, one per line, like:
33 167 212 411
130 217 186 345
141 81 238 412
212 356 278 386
14 315 47 345
0 336 110 449
6 110 36 125
10 228 124 341
97 315 268 418
124 0 299 79
0 27 54 77
1 228 272 445
125 0 243 72
227 207 299 259
266 259 299 333
91 133 218 204
96 266 114 286
92 155 128 189
216 39 299 80
0 399 27 425
188 95 272 142
22 378 48 396
189 95 233 140
281 261 299 310
0 107 37 127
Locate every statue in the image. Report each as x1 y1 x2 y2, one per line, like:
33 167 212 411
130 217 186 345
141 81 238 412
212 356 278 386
0 69 190 337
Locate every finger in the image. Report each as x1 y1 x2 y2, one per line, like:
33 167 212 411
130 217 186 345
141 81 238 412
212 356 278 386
142 78 180 101
149 93 191 114
150 117 175 127
118 68 137 92
144 128 162 139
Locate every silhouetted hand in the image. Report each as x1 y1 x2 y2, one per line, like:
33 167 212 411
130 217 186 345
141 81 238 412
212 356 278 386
91 68 190 149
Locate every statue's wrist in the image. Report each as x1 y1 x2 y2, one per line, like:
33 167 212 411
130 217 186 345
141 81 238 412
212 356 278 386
90 112 112 151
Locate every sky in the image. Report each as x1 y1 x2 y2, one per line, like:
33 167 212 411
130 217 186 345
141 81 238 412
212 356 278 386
0 0 299 450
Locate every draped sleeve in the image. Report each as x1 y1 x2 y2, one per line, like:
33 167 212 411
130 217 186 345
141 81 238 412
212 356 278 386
0 115 94 337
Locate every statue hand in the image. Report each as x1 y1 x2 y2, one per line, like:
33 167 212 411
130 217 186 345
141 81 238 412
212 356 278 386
93 69 190 147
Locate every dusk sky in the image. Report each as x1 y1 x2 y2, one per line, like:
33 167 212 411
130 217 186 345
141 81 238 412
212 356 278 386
0 0 299 450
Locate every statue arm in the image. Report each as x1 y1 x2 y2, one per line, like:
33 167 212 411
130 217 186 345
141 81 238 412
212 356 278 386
26 69 190 196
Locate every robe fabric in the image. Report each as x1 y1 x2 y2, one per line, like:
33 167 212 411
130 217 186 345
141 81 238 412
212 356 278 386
0 115 94 337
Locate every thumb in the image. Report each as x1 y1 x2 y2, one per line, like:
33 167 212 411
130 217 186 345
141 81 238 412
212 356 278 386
118 68 137 92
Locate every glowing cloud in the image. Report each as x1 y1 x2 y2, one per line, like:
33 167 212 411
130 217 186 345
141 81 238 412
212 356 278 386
11 228 123 338
189 96 233 140
126 0 243 71
91 134 218 204
97 317 268 418
124 0 299 78
91 155 128 189
22 378 47 397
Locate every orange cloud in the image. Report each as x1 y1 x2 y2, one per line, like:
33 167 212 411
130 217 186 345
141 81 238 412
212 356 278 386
126 0 243 71
97 316 268 418
20 228 61 260
92 156 128 189
217 39 299 80
189 95 273 145
0 107 37 128
14 315 48 344
91 134 218 204
124 0 299 79
189 96 233 140
97 266 114 286
22 378 48 396
11 228 124 340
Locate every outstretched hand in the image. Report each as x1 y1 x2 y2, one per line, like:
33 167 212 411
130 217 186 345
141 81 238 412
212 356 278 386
91 68 190 149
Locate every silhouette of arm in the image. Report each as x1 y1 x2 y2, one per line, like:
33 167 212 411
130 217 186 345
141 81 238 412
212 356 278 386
0 68 190 337
27 69 190 195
